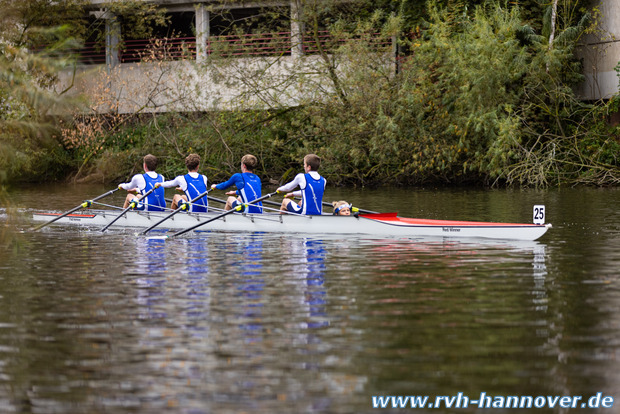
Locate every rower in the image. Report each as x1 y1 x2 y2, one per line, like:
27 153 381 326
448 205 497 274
277 154 326 215
155 153 209 212
210 154 263 213
332 201 352 216
118 154 166 211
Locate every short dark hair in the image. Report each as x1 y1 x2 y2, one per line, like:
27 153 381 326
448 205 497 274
143 154 158 171
304 154 321 171
185 153 201 171
241 154 258 171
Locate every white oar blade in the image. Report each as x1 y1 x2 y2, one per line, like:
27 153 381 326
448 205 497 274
145 235 169 241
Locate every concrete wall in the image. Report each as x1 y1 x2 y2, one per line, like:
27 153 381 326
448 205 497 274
575 0 620 100
55 55 334 113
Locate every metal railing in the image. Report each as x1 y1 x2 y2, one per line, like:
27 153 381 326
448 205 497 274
52 30 392 64
76 41 107 64
120 37 197 63
207 31 292 57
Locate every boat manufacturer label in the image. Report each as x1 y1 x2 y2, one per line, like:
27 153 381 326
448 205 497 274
442 227 460 232
533 205 545 225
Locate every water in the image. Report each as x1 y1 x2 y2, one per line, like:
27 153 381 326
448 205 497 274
1 185 619 413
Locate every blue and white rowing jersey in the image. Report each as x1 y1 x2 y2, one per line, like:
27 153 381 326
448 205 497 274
142 173 166 211
238 172 262 214
215 172 263 213
184 173 208 212
301 173 325 215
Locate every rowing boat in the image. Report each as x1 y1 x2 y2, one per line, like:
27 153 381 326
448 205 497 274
30 209 551 241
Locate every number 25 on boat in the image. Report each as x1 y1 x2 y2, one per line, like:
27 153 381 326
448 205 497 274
533 205 545 225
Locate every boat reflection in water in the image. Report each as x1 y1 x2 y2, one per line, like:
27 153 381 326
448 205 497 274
134 237 169 321
226 232 265 344
283 237 329 330
111 231 549 412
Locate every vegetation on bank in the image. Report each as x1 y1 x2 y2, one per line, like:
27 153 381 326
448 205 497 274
1 0 619 189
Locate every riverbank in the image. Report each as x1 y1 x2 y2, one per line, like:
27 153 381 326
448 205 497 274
2 108 619 190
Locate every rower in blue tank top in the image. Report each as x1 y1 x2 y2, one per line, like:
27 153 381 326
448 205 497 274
211 154 263 214
182 173 208 212
277 154 326 215
155 153 209 212
118 154 166 211
142 173 166 211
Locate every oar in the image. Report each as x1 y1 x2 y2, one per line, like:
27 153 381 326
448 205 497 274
207 195 227 205
261 193 379 214
256 197 281 208
100 187 157 232
31 187 121 231
157 191 278 239
211 192 379 214
140 188 213 235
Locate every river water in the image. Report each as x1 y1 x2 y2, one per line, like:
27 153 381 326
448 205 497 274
0 184 619 413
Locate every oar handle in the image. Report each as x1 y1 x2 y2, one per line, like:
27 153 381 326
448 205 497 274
92 187 121 202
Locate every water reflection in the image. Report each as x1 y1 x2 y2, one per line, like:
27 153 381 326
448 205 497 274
182 238 211 331
1 186 620 413
134 238 169 321
532 244 548 312
284 237 329 330
228 233 265 344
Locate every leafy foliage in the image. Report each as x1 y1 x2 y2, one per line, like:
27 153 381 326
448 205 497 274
0 0 90 49
1 28 78 182
0 0 170 183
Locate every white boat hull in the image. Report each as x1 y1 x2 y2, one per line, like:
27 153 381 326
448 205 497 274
31 210 551 241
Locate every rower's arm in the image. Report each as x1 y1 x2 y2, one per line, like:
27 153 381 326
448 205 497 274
158 176 184 189
119 174 144 192
277 173 305 193
214 173 243 191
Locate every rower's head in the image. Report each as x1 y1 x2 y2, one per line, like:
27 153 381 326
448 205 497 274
143 154 158 172
185 153 201 172
304 154 321 172
332 200 352 216
241 154 258 172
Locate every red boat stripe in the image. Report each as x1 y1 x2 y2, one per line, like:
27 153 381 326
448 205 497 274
360 213 538 227
38 213 96 218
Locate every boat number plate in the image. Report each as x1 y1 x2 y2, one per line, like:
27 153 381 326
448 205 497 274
533 205 545 225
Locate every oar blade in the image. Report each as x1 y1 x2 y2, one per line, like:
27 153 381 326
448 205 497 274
145 235 169 241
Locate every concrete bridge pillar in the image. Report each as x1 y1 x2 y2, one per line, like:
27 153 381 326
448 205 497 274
290 0 303 58
196 4 210 64
91 9 120 71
